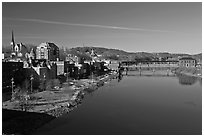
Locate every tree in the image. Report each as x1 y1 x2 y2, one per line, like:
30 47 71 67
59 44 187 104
107 55 119 60
13 79 31 111
46 79 61 90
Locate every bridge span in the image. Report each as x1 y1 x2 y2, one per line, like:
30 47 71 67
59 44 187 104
120 60 179 69
118 60 179 76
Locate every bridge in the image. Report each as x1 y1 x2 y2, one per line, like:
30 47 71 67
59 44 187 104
121 69 176 76
120 60 179 69
119 60 179 76
121 60 179 66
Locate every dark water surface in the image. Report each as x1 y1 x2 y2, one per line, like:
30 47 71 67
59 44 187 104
34 72 202 135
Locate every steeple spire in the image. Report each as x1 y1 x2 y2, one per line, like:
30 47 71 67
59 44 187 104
11 30 15 52
12 30 14 42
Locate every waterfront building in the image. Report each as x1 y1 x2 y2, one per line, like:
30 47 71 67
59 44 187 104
36 42 59 61
179 57 196 67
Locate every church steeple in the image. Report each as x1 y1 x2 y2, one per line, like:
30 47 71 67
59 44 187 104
11 30 15 52
12 30 14 42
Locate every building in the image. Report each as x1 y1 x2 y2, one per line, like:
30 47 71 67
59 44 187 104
65 54 80 64
36 42 59 61
55 61 64 75
179 57 196 67
64 62 78 78
2 53 4 60
32 62 57 80
64 62 75 74
92 62 106 72
196 59 202 68
90 49 99 62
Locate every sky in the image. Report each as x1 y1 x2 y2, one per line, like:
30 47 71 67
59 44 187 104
2 2 202 54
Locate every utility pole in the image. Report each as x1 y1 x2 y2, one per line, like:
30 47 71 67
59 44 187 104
91 62 94 82
11 77 14 101
67 67 69 82
139 63 142 76
30 75 33 93
43 73 46 91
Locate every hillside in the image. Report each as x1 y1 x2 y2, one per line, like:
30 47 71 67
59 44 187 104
69 46 202 61
192 53 202 61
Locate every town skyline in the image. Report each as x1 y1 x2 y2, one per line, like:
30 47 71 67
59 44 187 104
2 2 202 54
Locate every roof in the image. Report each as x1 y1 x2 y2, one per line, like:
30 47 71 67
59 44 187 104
47 42 59 49
37 42 59 49
179 57 196 60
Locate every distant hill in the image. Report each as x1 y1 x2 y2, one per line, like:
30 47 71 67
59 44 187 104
69 46 202 61
192 53 202 61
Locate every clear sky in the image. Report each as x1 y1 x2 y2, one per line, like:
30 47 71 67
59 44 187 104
2 2 202 54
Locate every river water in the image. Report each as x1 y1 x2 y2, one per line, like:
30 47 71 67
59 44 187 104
34 71 202 135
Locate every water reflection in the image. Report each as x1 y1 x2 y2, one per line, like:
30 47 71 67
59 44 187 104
123 70 201 86
84 87 95 94
177 74 198 85
184 101 197 107
199 78 202 86
117 71 123 82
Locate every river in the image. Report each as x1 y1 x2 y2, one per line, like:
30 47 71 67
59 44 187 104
34 71 202 135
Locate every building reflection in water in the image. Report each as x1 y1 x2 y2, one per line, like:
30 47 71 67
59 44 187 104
117 70 123 82
177 74 198 85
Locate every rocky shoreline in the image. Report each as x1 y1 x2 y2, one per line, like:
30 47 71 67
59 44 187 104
45 71 118 117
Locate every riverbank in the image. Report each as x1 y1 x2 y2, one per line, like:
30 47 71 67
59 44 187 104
2 71 118 134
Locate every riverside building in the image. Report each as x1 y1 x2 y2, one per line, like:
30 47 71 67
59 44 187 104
179 57 196 67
